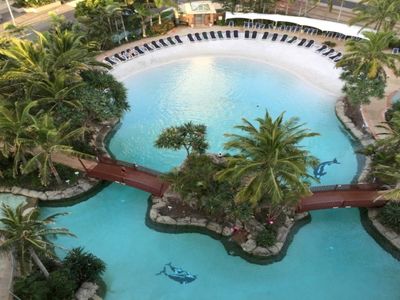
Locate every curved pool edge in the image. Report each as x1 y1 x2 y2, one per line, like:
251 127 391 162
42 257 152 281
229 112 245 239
145 197 312 265
359 208 400 261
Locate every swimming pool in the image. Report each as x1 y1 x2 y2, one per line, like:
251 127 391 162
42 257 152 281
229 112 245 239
42 56 400 299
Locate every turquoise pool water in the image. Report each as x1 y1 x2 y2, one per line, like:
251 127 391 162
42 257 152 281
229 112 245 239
42 57 400 299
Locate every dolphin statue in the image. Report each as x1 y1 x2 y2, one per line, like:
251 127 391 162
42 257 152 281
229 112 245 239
313 158 340 179
156 263 197 284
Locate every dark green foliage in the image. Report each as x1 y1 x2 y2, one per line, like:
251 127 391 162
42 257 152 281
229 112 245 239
378 202 400 233
256 227 277 247
164 155 224 200
164 154 243 218
57 70 128 125
340 66 386 106
155 122 208 156
47 269 77 300
13 0 54 8
63 247 106 286
148 21 175 36
14 270 77 300
14 273 49 300
385 101 400 122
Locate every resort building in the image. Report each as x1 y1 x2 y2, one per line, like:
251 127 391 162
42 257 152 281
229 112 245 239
178 1 218 27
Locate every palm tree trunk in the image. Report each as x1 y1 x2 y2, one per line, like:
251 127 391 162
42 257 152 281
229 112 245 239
158 13 162 25
337 0 344 22
49 159 63 185
29 248 49 278
120 15 128 41
141 19 147 37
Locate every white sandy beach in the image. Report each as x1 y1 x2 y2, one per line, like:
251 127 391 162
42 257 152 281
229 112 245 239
110 35 344 97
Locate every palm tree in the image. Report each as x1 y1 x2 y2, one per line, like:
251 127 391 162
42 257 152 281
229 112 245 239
337 31 400 79
349 0 400 31
0 203 75 277
32 71 83 112
0 100 37 177
22 114 90 186
216 111 319 207
134 4 150 38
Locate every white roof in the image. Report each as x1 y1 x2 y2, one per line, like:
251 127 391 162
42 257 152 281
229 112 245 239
225 12 375 38
179 1 216 15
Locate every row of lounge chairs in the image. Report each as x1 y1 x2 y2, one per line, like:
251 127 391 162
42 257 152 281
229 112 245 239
104 30 342 67
103 35 184 66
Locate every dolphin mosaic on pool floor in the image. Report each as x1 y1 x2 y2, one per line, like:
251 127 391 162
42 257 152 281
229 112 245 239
156 263 197 285
313 158 340 179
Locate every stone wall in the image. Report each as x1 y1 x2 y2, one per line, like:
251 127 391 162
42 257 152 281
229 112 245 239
336 99 400 258
148 191 310 263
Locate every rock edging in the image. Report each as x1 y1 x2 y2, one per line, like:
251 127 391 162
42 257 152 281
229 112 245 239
147 192 310 264
336 99 400 259
0 178 99 201
335 99 375 183
360 208 400 260
0 119 120 203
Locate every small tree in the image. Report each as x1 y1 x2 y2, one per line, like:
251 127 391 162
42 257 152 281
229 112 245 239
340 65 386 106
63 247 106 286
155 122 208 157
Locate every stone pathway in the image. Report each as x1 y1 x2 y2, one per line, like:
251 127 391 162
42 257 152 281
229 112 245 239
361 68 400 139
0 250 13 300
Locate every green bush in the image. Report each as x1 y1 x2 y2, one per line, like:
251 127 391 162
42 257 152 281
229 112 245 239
378 202 400 232
323 40 337 47
14 273 49 300
63 247 106 286
47 269 77 300
13 0 54 8
256 227 277 247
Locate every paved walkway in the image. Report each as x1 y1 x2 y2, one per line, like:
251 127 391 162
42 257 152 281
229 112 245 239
0 250 13 300
361 68 400 139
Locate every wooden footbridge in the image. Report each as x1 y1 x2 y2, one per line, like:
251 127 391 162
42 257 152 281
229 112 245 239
79 156 168 197
78 156 387 211
297 184 387 212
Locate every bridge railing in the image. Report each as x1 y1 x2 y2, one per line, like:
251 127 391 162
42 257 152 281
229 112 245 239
310 183 380 192
98 156 164 176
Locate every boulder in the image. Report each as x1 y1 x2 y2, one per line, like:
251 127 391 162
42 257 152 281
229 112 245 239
372 220 388 234
368 209 379 220
276 227 289 243
156 216 177 225
244 218 264 233
152 202 166 210
149 209 159 221
190 218 207 227
391 237 400 249
176 217 191 225
267 245 279 255
222 226 233 237
207 222 222 234
252 246 270 256
241 239 257 253
384 230 398 241
75 282 98 300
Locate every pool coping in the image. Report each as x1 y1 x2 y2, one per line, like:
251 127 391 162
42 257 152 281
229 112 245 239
336 98 400 259
145 196 312 265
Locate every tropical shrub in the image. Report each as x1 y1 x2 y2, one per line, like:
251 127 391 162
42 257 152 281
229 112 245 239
63 247 106 286
155 122 208 157
14 273 50 300
13 0 54 8
378 202 400 233
256 227 277 247
47 269 78 300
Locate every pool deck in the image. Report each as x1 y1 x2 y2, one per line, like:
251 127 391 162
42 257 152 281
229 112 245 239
98 26 400 140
